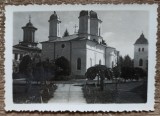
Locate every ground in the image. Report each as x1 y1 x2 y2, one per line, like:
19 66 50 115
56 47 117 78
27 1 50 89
13 79 146 104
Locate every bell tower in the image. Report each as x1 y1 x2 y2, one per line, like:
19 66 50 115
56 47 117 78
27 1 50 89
48 11 61 41
134 33 148 71
90 10 102 43
21 15 38 47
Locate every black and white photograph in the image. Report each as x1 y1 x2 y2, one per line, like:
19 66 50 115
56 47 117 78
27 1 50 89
5 4 157 111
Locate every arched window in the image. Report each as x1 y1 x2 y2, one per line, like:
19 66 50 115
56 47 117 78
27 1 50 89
142 48 144 52
139 59 143 66
90 58 92 67
77 58 81 70
138 48 141 52
99 60 101 65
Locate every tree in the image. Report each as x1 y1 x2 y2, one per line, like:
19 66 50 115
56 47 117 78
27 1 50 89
119 55 135 81
19 55 32 74
85 65 113 91
123 55 133 68
121 67 134 81
19 55 33 93
63 29 69 37
133 67 146 80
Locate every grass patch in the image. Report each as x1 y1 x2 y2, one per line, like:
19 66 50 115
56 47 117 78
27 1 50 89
13 83 57 103
82 84 116 103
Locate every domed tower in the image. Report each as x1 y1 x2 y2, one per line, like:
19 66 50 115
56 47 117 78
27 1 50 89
49 11 61 41
134 33 148 71
21 16 38 46
90 10 102 42
78 10 89 35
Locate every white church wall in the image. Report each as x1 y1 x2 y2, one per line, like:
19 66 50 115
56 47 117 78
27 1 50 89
134 44 148 70
105 47 117 68
86 40 105 70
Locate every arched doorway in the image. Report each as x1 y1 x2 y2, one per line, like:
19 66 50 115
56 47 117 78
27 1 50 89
55 56 71 76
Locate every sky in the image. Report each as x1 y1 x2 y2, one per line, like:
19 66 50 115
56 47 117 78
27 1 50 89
13 10 149 59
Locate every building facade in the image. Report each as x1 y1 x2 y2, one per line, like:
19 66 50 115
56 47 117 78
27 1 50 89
134 33 148 71
41 11 119 78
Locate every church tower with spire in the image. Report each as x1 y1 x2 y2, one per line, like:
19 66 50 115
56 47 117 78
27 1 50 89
48 11 61 41
134 33 148 71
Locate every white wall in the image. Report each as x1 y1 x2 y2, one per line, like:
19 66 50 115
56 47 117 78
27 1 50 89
86 40 105 70
49 20 61 40
105 47 117 68
134 44 148 70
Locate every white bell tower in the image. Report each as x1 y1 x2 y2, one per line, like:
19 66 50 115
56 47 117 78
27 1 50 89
48 11 61 41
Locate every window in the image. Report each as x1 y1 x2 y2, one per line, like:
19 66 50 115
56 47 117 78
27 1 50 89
142 48 144 52
20 54 23 60
77 58 81 70
139 59 143 66
61 44 65 48
15 53 18 60
99 60 101 65
138 48 141 52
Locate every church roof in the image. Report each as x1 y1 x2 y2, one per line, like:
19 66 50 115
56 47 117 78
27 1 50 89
13 47 26 53
134 33 148 44
49 11 58 20
43 34 87 43
22 18 37 30
13 44 41 52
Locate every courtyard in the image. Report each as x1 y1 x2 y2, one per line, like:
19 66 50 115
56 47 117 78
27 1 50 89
13 79 146 104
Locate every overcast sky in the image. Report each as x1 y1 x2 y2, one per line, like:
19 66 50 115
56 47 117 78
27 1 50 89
13 11 149 59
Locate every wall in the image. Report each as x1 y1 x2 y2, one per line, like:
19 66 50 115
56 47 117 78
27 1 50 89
86 40 105 70
41 42 55 61
134 44 148 70
71 40 87 76
105 47 117 68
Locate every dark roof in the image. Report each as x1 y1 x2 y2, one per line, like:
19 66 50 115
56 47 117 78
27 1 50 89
26 22 33 27
79 10 88 17
14 44 41 52
135 33 148 44
90 10 98 18
49 11 58 20
22 21 37 30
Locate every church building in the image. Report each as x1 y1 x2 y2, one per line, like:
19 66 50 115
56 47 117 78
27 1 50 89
41 11 119 78
13 17 41 72
134 33 148 71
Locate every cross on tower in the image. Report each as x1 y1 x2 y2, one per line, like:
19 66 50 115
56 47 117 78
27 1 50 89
73 24 78 33
29 15 31 22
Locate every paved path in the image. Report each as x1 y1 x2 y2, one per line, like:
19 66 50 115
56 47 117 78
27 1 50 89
48 84 86 104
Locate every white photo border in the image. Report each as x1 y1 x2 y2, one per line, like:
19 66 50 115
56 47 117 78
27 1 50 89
4 4 158 112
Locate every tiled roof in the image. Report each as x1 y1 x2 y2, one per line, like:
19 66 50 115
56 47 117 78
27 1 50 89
135 33 148 44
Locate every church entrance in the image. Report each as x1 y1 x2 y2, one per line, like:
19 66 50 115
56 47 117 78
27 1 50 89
54 56 71 80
